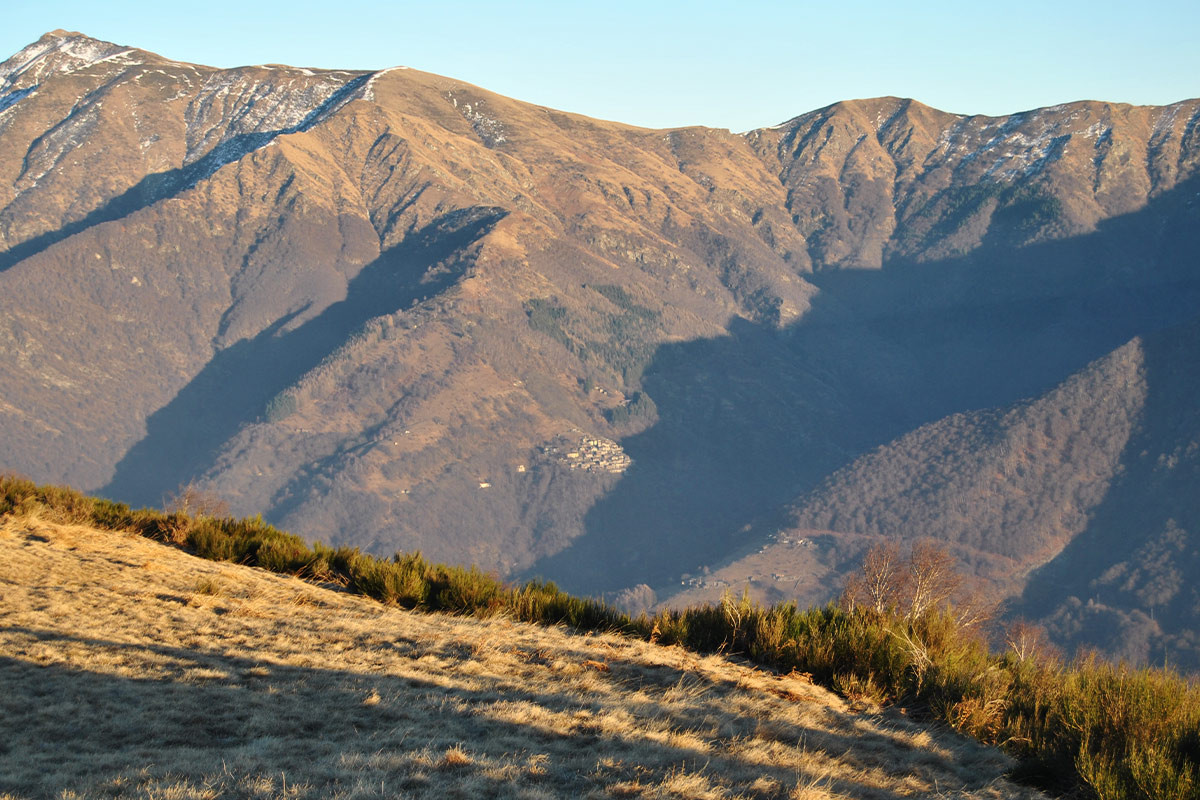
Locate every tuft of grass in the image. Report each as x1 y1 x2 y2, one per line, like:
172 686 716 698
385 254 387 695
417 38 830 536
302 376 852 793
5 473 1200 800
193 577 222 596
437 745 473 770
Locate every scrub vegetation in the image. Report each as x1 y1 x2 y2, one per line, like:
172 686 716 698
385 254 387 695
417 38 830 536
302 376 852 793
3 474 1198 799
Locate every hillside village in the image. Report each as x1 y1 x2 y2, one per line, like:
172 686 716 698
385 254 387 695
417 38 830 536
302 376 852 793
545 434 632 474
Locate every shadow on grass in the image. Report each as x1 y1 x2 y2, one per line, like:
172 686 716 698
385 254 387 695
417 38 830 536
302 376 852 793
0 624 1007 799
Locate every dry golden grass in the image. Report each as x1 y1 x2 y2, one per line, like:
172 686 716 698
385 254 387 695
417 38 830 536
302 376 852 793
0 513 1046 799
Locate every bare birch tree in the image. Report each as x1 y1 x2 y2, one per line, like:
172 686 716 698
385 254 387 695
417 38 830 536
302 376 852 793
905 539 959 619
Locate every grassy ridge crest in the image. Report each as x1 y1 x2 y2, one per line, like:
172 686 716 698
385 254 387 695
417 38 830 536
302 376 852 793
3 474 1198 800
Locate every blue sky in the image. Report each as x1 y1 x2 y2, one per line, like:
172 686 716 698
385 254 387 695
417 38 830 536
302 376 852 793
4 0 1198 131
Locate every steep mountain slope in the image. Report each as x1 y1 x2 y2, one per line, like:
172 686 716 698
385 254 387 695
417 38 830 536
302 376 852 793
2 31 1199 662
790 338 1148 573
0 513 1045 799
1013 317 1200 666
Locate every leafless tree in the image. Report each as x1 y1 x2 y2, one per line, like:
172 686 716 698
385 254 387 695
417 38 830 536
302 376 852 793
844 538 968 621
164 482 229 518
1005 619 1058 663
843 540 904 614
951 587 996 631
905 539 960 619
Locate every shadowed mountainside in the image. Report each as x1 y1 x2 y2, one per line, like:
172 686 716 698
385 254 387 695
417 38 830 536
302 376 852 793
101 206 505 507
1012 316 1200 667
529 176 1200 605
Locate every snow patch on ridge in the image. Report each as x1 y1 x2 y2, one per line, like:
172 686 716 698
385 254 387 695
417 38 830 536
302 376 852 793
182 70 371 164
15 101 104 189
167 70 373 192
362 66 409 102
1149 103 1183 145
3 33 378 198
925 106 1130 182
0 33 141 118
445 89 507 147
0 33 133 92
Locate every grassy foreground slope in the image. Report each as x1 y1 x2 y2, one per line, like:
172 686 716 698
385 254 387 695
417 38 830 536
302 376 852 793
2 477 1199 799
0 505 1035 798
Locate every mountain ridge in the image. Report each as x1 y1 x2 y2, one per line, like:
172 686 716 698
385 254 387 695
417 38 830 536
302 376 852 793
2 30 1198 664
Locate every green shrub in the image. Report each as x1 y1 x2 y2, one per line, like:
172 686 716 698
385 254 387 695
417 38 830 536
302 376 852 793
605 390 657 425
524 297 573 350
428 564 505 616
255 538 315 573
186 518 241 562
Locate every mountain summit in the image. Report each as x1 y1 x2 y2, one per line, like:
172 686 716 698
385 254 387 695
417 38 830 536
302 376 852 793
2 32 1198 665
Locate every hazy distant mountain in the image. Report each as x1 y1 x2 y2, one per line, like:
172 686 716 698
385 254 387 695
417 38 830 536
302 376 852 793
2 31 1197 663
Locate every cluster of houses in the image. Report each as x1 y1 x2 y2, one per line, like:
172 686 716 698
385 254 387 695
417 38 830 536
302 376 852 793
560 435 632 474
483 435 632 489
